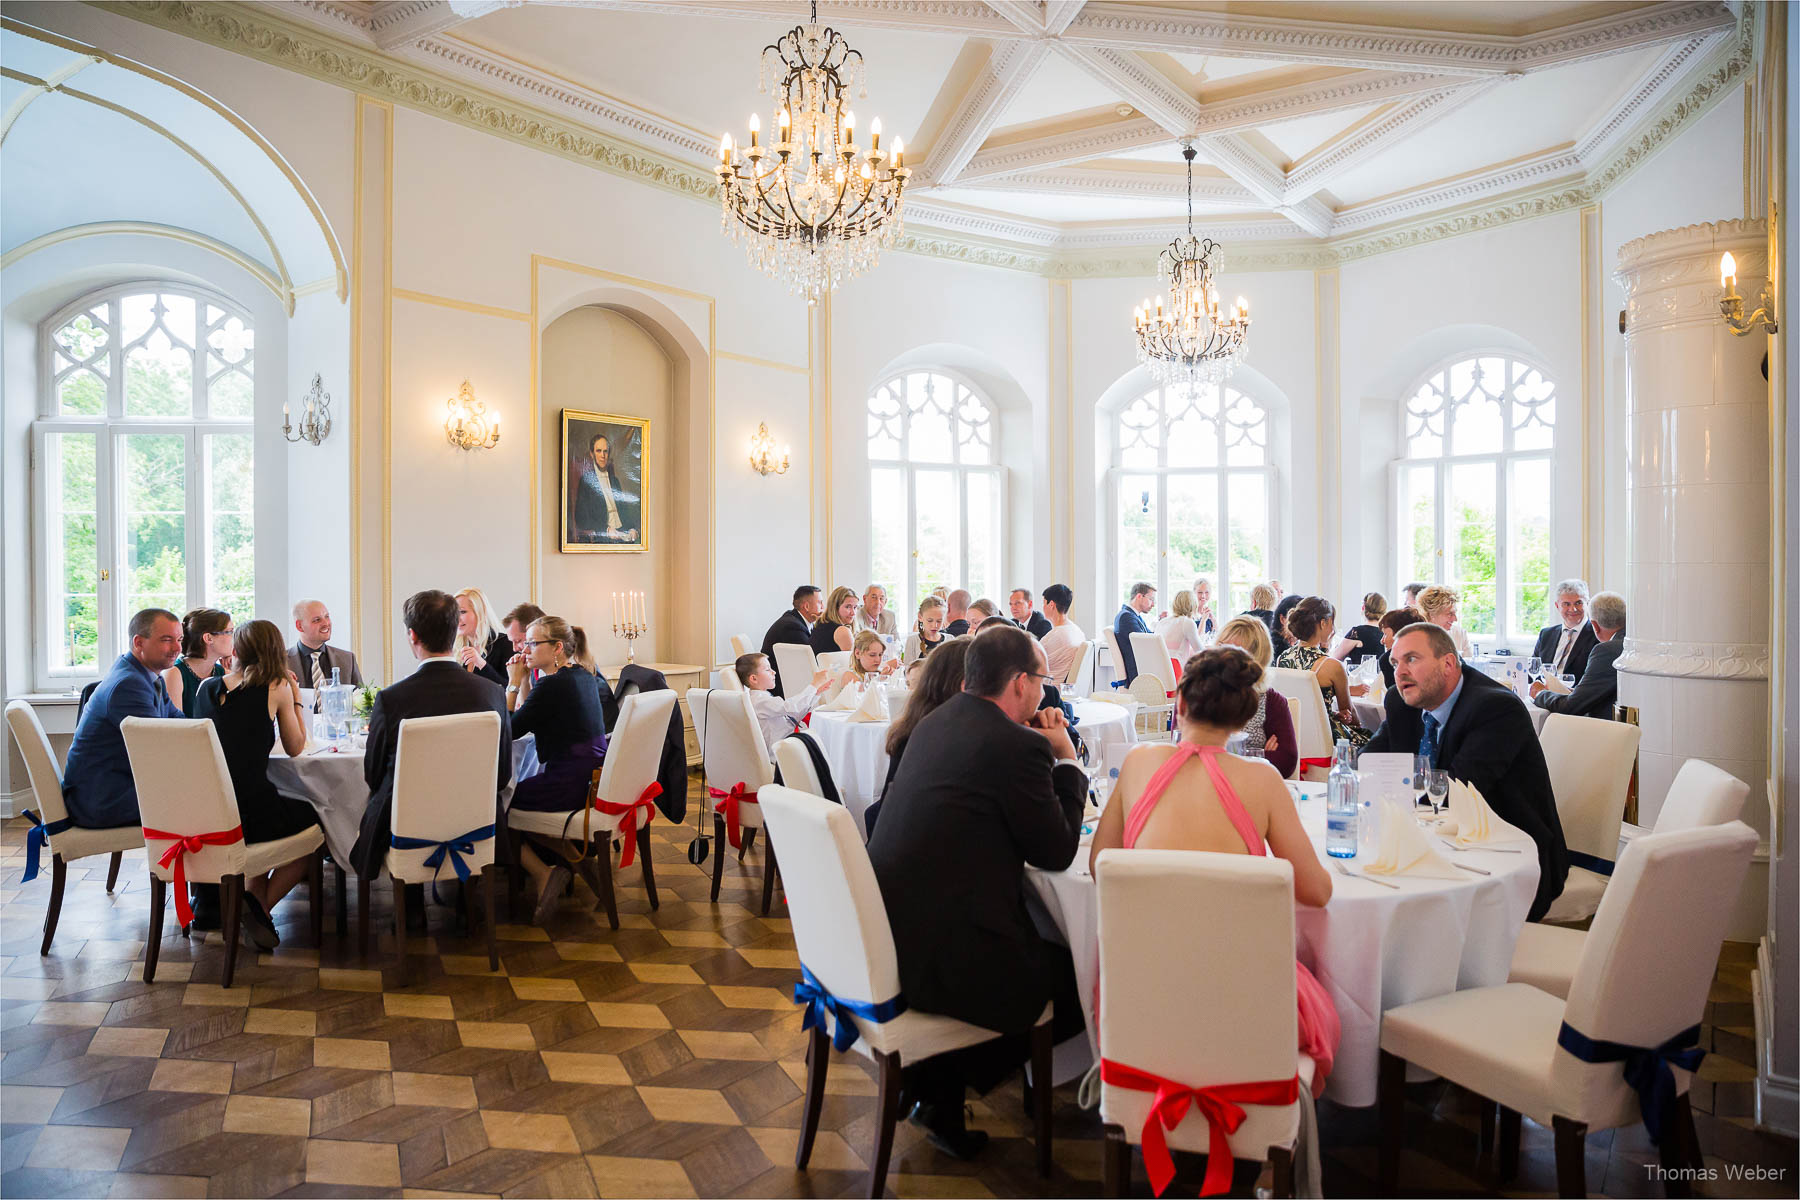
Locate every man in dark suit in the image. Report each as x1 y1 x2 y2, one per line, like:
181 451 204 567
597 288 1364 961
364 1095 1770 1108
942 588 973 637
867 625 1086 1158
1533 592 1625 719
1368 623 1568 920
62 608 183 828
288 599 363 688
350 590 512 878
1530 579 1598 681
758 585 823 698
1008 588 1053 638
1112 581 1156 682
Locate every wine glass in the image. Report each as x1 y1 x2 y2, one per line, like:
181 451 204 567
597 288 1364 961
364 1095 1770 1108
1527 656 1542 681
1413 753 1433 808
1428 769 1450 816
1560 672 1577 692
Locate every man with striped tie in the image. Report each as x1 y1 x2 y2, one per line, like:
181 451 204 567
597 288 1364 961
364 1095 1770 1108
287 599 362 689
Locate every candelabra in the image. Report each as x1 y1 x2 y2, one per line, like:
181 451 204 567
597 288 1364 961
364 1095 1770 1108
612 615 646 664
445 380 500 451
749 422 790 475
1719 241 1779 337
283 373 332 445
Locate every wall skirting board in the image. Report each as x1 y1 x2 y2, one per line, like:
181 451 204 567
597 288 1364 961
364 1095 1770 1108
1755 936 1800 1135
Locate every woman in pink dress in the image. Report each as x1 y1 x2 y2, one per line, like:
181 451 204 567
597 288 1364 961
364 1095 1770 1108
1089 646 1341 1095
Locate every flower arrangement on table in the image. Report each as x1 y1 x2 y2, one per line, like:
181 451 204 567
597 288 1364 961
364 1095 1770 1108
353 683 379 721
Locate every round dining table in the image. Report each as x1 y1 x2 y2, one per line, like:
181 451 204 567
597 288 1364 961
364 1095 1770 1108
809 698 1136 838
1025 780 1540 1107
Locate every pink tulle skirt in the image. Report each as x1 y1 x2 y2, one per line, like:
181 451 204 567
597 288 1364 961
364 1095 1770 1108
1296 961 1340 1098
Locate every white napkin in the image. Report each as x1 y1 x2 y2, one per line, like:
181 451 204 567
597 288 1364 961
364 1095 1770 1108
1443 779 1530 847
1538 673 1573 695
1363 801 1465 879
847 684 890 723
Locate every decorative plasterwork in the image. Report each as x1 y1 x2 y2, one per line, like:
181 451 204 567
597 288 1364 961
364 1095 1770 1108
1332 147 1584 233
1617 637 1770 681
1281 79 1505 203
950 168 1261 208
921 39 1052 185
368 0 518 51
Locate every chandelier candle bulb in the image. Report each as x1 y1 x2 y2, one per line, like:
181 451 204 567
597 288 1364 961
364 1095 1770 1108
748 113 759 148
1720 251 1736 292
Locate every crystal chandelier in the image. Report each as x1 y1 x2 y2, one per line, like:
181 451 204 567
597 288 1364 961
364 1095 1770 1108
716 1 910 302
1134 144 1251 386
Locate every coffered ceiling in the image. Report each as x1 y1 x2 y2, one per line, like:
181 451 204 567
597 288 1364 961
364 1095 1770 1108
265 0 1744 252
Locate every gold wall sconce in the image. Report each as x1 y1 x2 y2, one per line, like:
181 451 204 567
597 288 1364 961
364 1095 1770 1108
1720 203 1779 337
445 380 500 451
283 373 332 445
749 422 789 476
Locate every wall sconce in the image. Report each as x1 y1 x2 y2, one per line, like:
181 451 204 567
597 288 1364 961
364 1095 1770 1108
748 422 789 476
1719 204 1779 337
283 373 332 445
445 380 499 451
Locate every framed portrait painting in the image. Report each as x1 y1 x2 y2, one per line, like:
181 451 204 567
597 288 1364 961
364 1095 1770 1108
560 409 648 553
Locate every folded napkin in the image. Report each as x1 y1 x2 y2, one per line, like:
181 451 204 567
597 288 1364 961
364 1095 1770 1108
1363 800 1465 879
847 684 890 723
1444 779 1531 847
1539 673 1573 695
826 680 864 711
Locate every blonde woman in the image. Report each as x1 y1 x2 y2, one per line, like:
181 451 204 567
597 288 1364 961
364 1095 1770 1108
1213 615 1297 779
1157 589 1206 665
455 587 511 685
1416 585 1472 656
809 586 859 655
1331 591 1388 662
1246 582 1279 634
1192 577 1218 634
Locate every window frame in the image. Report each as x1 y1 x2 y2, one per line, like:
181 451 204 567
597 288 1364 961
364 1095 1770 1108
1391 350 1557 647
31 282 256 690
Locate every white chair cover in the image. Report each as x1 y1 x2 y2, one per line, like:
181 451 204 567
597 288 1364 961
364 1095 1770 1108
1131 631 1177 694
1266 667 1332 764
718 668 744 692
1060 640 1091 693
774 737 827 798
1104 629 1128 685
772 643 818 695
1653 758 1749 833
688 688 774 831
7 701 144 863
1540 713 1640 923
506 691 676 843
387 711 501 884
729 633 752 659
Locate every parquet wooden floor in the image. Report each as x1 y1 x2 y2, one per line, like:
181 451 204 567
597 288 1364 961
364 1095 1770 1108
1 777 1793 1198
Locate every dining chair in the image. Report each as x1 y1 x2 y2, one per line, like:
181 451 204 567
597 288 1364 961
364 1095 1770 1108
1060 640 1091 694
1380 822 1757 1198
1538 713 1641 924
688 687 780 915
1096 848 1309 1198
756 784 1054 1198
366 711 502 983
774 736 831 800
1104 629 1129 687
6 700 144 956
817 650 852 674
1126 675 1175 742
772 643 818 694
1130 631 1178 696
730 633 752 658
507 691 673 930
718 666 744 692
1265 668 1333 778
121 716 325 988
1508 757 1751 1000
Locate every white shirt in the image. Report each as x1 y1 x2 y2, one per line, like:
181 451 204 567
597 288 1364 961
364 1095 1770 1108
1041 621 1086 681
599 482 622 533
1551 622 1586 672
1449 622 1472 656
749 685 818 761
1156 613 1205 662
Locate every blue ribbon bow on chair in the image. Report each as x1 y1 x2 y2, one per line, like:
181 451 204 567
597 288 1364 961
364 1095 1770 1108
1557 1021 1704 1146
1565 849 1616 877
21 809 73 883
792 963 907 1053
389 824 495 904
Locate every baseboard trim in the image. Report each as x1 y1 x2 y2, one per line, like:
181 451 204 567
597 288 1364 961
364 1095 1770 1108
1753 937 1800 1136
1 788 26 820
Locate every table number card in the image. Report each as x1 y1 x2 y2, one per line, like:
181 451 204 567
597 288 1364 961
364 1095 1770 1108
1357 752 1417 806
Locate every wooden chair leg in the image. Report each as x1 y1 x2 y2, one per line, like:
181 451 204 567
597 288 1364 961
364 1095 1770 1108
638 826 659 911
795 1023 830 1168
1477 1097 1497 1165
40 854 67 956
1030 1019 1054 1179
574 854 607 909
356 872 371 958
709 813 727 902
105 850 123 893
220 875 245 989
392 875 410 986
1102 1125 1130 1198
594 845 619 931
1258 1145 1294 1199
1552 1115 1588 1199
867 1049 903 1199
740 824 757 863
1676 1091 1704 1171
461 869 479 935
1498 1105 1522 1182
481 863 499 972
334 858 348 938
144 874 167 983
309 850 325 948
760 841 780 917
1378 1049 1406 1195
1659 1099 1694 1199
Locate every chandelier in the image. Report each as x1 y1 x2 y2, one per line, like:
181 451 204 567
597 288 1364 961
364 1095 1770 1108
716 1 910 302
1134 144 1251 386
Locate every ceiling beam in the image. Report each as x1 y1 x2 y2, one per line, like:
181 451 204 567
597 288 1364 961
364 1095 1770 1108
1043 1 1087 37
1573 31 1727 161
369 0 518 50
945 166 1264 208
922 40 1053 185
1273 194 1334 238
960 116 1170 181
1060 0 1734 76
550 0 1022 38
983 1 1045 37
1281 78 1507 204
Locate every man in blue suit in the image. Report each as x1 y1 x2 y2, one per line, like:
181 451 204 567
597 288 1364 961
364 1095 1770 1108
62 608 184 828
1112 581 1157 683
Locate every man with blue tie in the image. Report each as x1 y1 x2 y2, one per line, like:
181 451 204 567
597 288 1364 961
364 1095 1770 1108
62 609 184 828
1112 581 1157 683
1365 622 1567 921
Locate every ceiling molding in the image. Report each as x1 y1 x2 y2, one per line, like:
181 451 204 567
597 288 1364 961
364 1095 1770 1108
1281 78 1505 204
369 0 519 50
960 116 1166 181
982 0 1043 38
1331 146 1584 233
1042 1 1084 39
1274 194 1334 239
921 40 1052 185
946 166 1262 208
1573 32 1722 163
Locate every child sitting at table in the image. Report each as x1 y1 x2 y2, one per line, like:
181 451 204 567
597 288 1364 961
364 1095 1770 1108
737 652 829 760
832 630 897 699
904 595 948 662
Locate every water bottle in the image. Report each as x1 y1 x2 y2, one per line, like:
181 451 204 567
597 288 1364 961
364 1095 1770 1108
1326 738 1359 859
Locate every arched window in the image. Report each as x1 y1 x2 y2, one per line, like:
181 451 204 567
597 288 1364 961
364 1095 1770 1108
867 370 1002 610
1113 378 1273 612
34 283 256 685
1395 353 1554 643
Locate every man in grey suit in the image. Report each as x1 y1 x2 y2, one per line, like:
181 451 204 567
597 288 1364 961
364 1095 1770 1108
1532 591 1626 719
288 599 362 688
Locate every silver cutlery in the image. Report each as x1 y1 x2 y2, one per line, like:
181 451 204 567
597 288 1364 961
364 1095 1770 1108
1440 838 1523 854
1451 861 1492 876
1334 862 1399 889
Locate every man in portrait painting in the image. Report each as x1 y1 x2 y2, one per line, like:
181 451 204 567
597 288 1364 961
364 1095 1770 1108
570 429 641 546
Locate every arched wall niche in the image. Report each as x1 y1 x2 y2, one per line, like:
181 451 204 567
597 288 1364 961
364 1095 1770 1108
537 285 712 669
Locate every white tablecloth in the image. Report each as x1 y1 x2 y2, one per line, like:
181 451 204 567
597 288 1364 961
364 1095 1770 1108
1353 695 1550 735
268 735 537 867
810 700 1135 838
1025 780 1539 1107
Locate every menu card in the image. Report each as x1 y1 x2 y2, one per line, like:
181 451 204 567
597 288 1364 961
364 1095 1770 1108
1357 751 1418 807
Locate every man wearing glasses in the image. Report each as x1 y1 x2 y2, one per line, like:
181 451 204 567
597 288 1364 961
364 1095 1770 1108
866 625 1087 1159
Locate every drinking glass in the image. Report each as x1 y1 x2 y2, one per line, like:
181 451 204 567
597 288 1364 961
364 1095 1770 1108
1413 753 1433 808
1428 769 1450 815
1527 656 1542 681
1560 672 1577 691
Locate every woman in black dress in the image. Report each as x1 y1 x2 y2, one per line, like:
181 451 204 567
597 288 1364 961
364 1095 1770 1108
192 618 320 951
163 607 232 715
1331 591 1388 664
809 586 859 656
455 587 513 686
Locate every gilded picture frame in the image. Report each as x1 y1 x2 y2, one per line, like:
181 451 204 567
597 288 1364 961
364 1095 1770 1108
560 409 649 553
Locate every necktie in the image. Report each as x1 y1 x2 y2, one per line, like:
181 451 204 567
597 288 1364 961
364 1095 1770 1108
1554 626 1577 673
154 679 170 712
311 650 326 711
1420 711 1441 767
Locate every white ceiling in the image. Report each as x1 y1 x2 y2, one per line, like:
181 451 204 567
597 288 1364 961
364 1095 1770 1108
269 0 1741 247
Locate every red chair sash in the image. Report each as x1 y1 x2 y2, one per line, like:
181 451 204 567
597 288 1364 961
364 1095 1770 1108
142 825 245 927
706 782 758 850
1099 1058 1300 1197
1298 756 1334 774
591 782 661 867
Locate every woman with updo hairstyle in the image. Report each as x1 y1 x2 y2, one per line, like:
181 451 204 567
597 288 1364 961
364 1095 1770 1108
1269 592 1304 661
1088 645 1340 1096
1213 615 1298 778
1277 596 1370 747
1331 592 1388 663
163 607 233 715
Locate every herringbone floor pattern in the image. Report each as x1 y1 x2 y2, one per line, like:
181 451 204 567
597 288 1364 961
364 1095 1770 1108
1 776 1793 1198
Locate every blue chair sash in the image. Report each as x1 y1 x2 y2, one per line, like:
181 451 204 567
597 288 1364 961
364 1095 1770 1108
389 824 496 904
1567 849 1616 876
792 963 907 1052
1557 1021 1703 1145
21 809 73 883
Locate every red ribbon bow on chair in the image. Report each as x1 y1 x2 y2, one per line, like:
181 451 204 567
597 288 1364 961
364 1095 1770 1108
591 782 661 867
142 825 244 927
1298 757 1334 774
706 782 758 851
1099 1058 1300 1197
